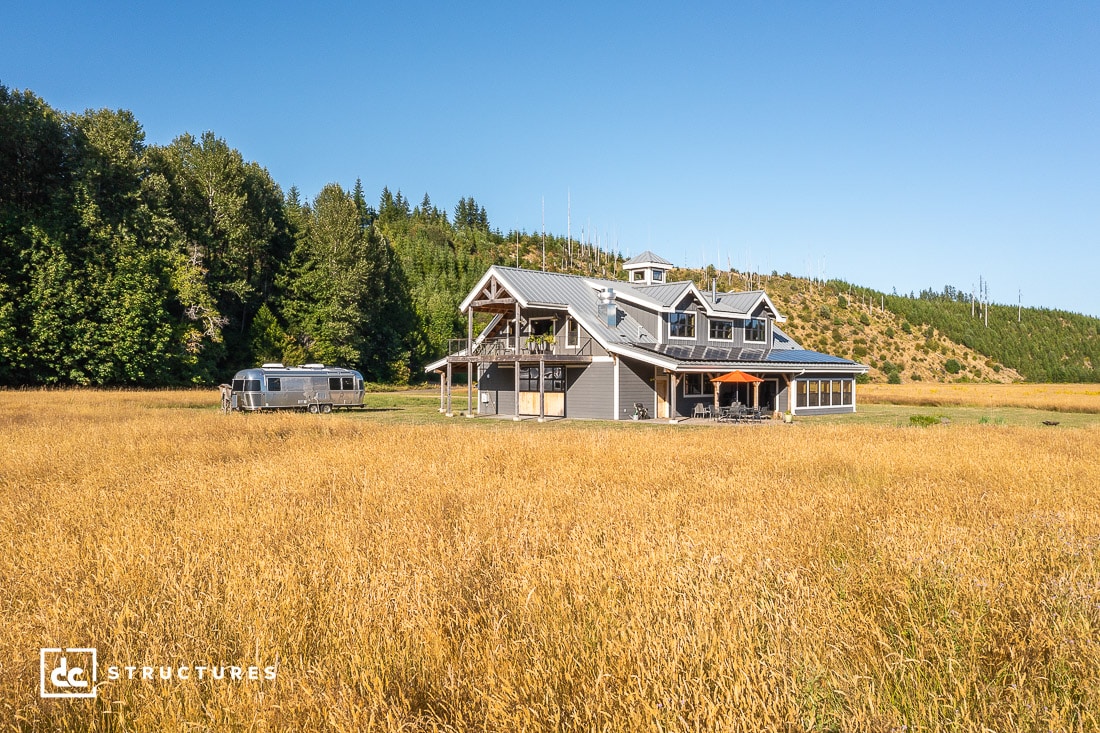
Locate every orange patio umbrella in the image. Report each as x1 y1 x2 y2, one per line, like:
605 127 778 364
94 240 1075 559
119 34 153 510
711 370 764 383
710 370 764 410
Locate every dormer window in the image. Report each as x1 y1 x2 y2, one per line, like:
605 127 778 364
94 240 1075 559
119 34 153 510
669 312 696 339
632 270 645 282
744 318 766 343
710 319 734 341
651 270 664 282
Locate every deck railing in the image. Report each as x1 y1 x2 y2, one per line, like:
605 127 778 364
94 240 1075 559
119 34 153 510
447 336 594 358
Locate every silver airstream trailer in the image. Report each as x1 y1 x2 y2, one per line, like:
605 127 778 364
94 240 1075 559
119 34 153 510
225 363 365 413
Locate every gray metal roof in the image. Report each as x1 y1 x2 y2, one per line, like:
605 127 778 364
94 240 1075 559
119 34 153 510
493 267 655 346
623 250 674 267
630 281 694 307
707 290 765 314
446 265 862 374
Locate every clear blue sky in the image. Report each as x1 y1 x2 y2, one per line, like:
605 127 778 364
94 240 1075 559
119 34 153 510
4 1 1098 315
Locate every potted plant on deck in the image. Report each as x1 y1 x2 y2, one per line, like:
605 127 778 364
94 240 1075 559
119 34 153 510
525 333 556 354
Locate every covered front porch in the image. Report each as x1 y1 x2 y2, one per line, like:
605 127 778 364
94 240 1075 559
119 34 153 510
653 368 797 423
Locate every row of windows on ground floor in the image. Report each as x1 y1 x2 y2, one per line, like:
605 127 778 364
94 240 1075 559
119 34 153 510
677 374 854 404
490 368 855 407
795 378 854 408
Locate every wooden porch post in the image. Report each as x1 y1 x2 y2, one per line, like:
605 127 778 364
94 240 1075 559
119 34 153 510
468 308 474 350
467 309 474 417
466 363 473 417
438 369 445 412
515 302 522 353
538 356 545 423
669 373 678 424
753 380 760 410
445 361 453 416
514 302 521 421
786 375 796 416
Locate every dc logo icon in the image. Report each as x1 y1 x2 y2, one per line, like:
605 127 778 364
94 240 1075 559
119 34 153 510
40 648 97 699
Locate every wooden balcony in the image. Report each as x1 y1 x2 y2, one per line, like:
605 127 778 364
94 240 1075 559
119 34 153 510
445 337 595 364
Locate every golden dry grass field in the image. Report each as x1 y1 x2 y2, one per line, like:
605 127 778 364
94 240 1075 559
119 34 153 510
2 389 1099 731
859 382 1100 414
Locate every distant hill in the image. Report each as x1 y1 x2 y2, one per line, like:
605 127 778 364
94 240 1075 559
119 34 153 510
668 269 1026 384
882 290 1100 383
666 268 1099 383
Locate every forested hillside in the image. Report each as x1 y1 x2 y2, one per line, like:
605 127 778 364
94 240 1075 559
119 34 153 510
882 290 1100 382
3 85 1095 386
0 85 620 386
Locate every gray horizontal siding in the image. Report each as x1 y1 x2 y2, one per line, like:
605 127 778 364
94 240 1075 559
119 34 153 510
617 301 660 341
619 359 654 420
566 363 613 419
477 363 515 415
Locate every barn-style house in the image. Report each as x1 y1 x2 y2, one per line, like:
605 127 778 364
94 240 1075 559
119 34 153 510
427 252 868 422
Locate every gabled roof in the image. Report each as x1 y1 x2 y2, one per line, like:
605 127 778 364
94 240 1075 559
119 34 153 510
625 281 694 308
706 289 784 322
466 267 657 350
440 265 862 374
623 250 673 267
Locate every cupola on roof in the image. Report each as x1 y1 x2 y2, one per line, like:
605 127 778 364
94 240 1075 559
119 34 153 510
622 250 673 285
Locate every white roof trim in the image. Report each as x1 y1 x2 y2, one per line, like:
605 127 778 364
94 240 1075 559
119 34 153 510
459 266 529 312
580 279 670 310
606 343 680 370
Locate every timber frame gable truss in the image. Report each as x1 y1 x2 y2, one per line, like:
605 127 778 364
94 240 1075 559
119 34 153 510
467 274 518 314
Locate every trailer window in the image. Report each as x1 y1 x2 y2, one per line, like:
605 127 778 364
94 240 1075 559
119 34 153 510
232 379 244 392
243 379 260 392
342 377 353 390
329 377 341 390
267 377 281 392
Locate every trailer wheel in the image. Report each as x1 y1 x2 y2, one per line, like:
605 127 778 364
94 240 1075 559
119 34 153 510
321 404 332 414
308 403 320 414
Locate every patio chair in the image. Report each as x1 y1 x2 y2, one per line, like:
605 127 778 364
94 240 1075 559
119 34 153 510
692 403 711 419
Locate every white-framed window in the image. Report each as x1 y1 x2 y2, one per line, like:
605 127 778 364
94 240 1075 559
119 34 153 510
632 270 645 281
565 317 580 347
709 319 734 341
683 373 712 396
527 317 555 336
744 318 766 343
669 312 695 339
652 270 664 282
795 379 854 408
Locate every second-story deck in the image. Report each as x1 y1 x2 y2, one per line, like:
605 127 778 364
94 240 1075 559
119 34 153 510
445 336 595 364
